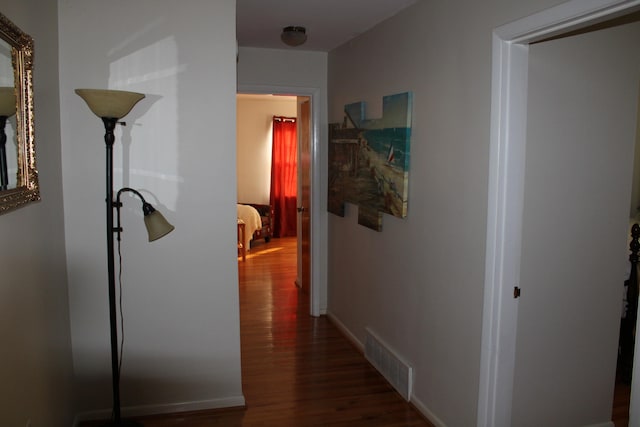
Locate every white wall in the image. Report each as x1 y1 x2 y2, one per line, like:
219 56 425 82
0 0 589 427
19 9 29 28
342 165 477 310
59 0 243 418
0 1 74 425
238 47 328 91
326 1 567 426
236 95 297 204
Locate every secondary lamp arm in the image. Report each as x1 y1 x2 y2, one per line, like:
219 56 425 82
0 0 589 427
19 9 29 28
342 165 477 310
115 187 175 242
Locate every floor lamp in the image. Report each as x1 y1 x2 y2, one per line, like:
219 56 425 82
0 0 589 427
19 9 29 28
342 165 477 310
0 87 16 191
76 89 175 426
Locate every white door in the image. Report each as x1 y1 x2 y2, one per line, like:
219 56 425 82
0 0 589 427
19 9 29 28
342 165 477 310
510 22 640 426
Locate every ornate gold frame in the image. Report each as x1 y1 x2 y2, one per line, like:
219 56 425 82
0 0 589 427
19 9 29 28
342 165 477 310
0 12 39 215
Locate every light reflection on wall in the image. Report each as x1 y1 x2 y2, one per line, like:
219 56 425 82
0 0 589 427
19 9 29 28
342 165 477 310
108 36 185 211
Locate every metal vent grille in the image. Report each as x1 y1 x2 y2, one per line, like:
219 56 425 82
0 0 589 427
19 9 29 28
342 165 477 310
364 328 413 401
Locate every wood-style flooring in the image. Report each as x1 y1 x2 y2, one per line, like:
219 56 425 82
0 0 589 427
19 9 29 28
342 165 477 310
81 237 433 426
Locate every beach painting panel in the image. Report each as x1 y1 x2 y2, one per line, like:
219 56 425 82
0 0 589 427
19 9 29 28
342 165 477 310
328 92 412 231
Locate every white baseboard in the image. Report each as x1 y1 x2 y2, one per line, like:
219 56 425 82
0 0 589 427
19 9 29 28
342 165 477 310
409 395 448 427
326 311 364 352
412 393 615 427
73 395 245 426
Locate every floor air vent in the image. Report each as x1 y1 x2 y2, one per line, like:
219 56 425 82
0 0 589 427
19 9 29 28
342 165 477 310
364 328 413 401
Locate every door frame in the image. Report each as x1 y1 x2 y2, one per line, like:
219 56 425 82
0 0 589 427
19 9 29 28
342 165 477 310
478 1 640 426
237 84 325 317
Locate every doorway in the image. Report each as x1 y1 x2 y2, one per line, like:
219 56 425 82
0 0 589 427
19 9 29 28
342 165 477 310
511 22 639 426
478 1 640 426
236 90 317 315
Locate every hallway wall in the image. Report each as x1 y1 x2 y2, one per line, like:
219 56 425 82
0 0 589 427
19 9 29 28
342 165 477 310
326 1 568 426
0 1 74 425
59 0 243 418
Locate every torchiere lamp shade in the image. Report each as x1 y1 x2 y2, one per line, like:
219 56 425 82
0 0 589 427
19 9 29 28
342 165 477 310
0 87 16 117
75 88 145 119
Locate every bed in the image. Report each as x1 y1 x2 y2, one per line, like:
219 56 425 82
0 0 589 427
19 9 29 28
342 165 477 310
237 204 262 252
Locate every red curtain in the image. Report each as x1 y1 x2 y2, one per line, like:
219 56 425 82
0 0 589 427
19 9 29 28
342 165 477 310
270 116 297 237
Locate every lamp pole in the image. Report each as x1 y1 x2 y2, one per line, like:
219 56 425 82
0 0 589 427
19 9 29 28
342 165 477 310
102 117 124 423
102 117 148 427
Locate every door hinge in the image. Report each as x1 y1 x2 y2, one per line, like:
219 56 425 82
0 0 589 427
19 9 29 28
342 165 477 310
514 286 521 299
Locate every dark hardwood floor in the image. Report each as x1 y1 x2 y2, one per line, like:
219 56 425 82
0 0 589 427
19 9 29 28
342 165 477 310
81 237 433 426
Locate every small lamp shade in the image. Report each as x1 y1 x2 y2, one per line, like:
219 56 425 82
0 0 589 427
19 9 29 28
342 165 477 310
0 87 16 117
75 89 145 119
142 204 175 242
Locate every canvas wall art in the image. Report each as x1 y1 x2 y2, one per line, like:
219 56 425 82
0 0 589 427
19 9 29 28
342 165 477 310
328 92 412 231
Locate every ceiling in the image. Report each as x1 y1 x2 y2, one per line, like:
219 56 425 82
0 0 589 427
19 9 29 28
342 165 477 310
236 0 419 52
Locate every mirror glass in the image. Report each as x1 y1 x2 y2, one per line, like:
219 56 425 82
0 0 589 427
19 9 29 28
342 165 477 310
0 12 39 214
0 38 16 190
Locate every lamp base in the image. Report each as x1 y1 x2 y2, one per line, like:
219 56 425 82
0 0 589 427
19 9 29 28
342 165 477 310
102 420 143 427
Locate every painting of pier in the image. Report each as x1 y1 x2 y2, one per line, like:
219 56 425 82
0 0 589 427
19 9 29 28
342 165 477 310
328 92 412 231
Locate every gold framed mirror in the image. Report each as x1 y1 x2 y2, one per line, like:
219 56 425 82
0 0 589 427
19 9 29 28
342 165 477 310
0 12 39 215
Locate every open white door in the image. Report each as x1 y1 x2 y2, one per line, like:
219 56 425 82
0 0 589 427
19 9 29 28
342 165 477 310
478 2 640 426
510 22 640 426
296 97 312 297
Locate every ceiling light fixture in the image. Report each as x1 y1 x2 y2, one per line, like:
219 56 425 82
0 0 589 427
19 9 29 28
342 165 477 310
281 26 307 47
